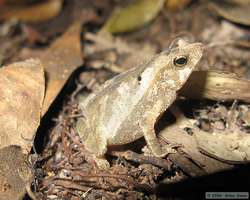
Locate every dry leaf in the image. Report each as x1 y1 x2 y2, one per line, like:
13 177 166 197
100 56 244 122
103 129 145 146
0 0 63 23
38 20 83 115
209 0 250 26
20 20 83 115
0 58 45 152
102 0 165 33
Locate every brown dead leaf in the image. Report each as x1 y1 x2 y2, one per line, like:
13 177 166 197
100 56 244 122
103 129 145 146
0 0 63 23
38 20 83 115
0 58 45 152
20 20 83 115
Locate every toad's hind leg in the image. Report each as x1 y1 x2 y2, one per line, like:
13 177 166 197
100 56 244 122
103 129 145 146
142 100 176 157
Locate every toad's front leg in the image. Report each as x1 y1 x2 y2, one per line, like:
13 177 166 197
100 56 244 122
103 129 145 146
77 120 110 169
141 100 177 157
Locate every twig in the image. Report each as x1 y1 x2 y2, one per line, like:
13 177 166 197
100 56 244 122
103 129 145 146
52 179 91 192
72 170 154 193
109 150 172 170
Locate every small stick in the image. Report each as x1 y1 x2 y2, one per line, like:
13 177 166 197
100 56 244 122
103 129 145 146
109 150 172 170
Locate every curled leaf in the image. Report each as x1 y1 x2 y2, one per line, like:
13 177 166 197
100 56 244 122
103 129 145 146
103 0 165 33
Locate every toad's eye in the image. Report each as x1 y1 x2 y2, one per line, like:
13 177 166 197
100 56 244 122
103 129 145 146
173 55 188 67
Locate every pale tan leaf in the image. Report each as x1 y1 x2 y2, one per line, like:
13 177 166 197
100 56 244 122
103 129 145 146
0 58 45 152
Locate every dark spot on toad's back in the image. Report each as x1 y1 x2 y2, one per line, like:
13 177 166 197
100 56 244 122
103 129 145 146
137 75 142 84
